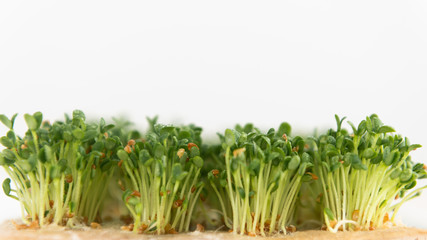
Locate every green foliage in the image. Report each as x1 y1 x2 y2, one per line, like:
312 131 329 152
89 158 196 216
0 110 118 227
0 112 425 235
209 122 314 236
118 119 204 234
310 114 426 232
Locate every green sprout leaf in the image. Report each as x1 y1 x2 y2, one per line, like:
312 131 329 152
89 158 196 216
356 120 366 136
172 163 188 182
18 155 37 173
400 169 413 183
117 150 129 161
0 115 12 129
335 115 346 132
178 130 191 140
139 149 150 164
160 126 175 135
83 130 97 142
390 169 401 179
102 124 115 133
192 156 203 168
277 122 291 137
378 125 395 134
2 149 16 160
345 153 367 170
0 136 14 149
362 148 376 159
408 144 422 152
105 138 117 150
224 129 235 147
189 146 200 158
288 155 300 170
72 110 86 121
0 152 14 165
2 178 12 196
33 112 43 129
72 128 85 140
24 114 38 130
383 149 398 166
6 131 16 143
154 143 165 159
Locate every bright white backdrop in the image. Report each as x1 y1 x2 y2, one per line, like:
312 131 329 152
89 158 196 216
1 0 426 228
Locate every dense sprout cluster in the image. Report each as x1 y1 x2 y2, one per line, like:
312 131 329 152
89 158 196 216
208 123 317 236
0 111 425 236
118 118 205 234
310 115 427 232
0 111 119 227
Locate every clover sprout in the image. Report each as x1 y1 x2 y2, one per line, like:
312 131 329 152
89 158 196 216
310 114 427 232
209 123 316 236
0 111 118 227
1 112 425 234
117 118 204 234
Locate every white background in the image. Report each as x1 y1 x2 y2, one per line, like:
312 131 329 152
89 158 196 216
1 0 426 228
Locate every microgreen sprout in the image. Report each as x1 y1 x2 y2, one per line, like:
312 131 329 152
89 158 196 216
209 123 317 236
117 118 205 234
1 112 425 234
310 114 427 232
0 111 118 227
